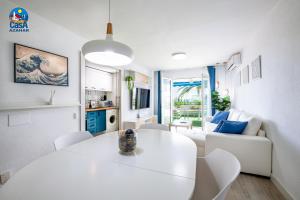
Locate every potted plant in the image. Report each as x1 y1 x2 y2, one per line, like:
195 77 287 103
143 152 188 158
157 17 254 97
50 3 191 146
125 75 134 91
212 91 231 111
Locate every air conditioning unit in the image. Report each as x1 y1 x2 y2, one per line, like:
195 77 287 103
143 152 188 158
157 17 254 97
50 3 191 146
226 53 241 71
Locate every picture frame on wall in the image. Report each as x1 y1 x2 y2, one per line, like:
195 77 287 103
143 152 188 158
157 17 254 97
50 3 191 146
251 55 262 80
14 43 69 86
242 65 249 85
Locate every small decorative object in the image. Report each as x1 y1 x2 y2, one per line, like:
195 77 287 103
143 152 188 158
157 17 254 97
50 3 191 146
14 43 68 86
119 129 136 153
212 91 231 111
251 55 262 80
48 90 56 105
125 75 134 91
242 65 249 85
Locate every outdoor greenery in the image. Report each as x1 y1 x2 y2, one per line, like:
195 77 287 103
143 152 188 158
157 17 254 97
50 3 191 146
212 91 231 111
172 82 203 127
173 99 202 127
174 99 201 108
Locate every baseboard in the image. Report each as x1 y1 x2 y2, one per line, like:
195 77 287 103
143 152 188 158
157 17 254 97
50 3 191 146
271 174 295 200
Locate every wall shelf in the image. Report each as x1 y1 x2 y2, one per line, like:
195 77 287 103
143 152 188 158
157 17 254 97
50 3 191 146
0 103 81 112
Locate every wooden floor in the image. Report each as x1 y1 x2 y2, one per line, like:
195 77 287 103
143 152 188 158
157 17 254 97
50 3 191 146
226 174 286 200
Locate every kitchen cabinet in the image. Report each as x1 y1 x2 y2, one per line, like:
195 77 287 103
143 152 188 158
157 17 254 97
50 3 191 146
86 110 106 135
85 67 113 91
86 111 97 134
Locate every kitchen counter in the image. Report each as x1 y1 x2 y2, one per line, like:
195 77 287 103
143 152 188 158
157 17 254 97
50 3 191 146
86 107 118 112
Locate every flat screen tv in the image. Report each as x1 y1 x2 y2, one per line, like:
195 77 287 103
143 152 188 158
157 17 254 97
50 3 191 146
131 88 150 110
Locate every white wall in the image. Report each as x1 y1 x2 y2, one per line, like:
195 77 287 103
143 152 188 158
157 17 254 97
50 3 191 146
162 67 206 80
230 0 300 198
0 0 86 174
120 64 154 124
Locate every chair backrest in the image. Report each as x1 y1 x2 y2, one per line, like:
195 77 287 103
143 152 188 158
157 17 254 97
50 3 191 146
192 149 241 200
54 131 93 151
139 123 170 131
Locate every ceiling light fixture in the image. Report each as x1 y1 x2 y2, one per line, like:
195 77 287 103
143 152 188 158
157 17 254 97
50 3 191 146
172 52 187 60
82 0 133 66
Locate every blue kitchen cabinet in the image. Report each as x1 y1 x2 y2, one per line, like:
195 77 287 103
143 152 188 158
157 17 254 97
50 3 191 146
86 111 97 134
96 110 106 133
86 110 106 135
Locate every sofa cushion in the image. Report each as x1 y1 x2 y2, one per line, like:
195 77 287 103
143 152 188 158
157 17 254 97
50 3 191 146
210 111 229 124
228 109 241 121
239 112 262 136
217 120 248 134
204 122 218 134
257 129 266 137
213 120 225 132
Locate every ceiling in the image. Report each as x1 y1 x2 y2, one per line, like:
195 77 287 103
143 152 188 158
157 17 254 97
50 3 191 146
10 0 278 70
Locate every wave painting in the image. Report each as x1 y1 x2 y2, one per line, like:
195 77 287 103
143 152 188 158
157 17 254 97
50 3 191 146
14 44 68 86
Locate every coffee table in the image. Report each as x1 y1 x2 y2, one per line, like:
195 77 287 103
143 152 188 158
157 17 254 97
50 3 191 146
171 120 192 131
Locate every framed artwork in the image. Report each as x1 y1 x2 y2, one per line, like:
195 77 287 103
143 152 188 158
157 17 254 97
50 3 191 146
251 55 262 80
14 43 68 86
242 65 249 85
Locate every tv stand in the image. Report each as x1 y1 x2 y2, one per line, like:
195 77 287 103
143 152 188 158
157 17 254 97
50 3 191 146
123 115 157 130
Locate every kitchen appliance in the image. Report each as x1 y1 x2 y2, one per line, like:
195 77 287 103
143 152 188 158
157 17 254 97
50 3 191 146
105 100 113 107
90 100 97 108
106 109 118 132
98 101 106 107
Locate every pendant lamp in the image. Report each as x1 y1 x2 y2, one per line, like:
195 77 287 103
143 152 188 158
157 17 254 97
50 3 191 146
82 0 133 66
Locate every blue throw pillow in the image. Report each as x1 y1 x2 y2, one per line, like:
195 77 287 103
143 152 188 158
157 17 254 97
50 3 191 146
213 120 225 132
217 120 248 134
210 111 230 124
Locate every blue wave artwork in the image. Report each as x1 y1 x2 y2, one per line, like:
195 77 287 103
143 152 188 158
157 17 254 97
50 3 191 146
15 44 68 86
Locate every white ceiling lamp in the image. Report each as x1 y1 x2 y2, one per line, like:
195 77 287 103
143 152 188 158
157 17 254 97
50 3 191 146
172 52 187 60
82 0 133 66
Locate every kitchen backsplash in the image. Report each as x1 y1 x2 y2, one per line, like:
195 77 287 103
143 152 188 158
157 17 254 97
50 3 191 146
85 89 113 108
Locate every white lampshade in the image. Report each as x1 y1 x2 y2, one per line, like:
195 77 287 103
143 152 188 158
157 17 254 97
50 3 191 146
82 39 133 66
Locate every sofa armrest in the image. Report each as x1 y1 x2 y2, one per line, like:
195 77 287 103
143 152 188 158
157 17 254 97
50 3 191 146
205 133 272 176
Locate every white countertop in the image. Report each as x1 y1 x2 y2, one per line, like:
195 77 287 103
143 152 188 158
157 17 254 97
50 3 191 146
0 130 197 200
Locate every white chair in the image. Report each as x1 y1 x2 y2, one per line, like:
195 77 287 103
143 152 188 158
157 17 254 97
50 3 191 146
192 149 241 200
54 131 93 151
139 123 170 131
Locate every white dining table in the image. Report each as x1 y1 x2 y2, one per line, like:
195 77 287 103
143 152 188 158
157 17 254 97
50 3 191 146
0 129 197 200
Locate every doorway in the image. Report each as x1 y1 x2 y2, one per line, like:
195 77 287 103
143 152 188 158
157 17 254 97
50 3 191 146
161 70 210 131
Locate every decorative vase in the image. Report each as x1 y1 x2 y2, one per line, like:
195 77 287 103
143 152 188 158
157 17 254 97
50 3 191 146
119 129 136 153
48 90 56 105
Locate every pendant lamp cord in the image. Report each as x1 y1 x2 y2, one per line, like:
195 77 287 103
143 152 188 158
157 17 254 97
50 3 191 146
108 0 111 22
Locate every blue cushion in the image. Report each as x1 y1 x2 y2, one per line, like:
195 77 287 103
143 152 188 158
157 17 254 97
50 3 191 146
217 120 248 134
211 111 230 124
213 120 225 132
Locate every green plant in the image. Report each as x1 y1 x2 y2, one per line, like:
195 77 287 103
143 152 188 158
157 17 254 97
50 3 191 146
125 75 134 91
212 91 231 111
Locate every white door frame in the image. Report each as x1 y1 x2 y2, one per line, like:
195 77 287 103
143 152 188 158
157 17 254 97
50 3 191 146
161 77 172 125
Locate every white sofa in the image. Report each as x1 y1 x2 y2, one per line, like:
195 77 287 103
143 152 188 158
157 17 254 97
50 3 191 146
183 109 272 177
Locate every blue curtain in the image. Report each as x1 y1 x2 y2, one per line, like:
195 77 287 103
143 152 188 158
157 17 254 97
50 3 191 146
207 66 216 115
157 71 162 124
